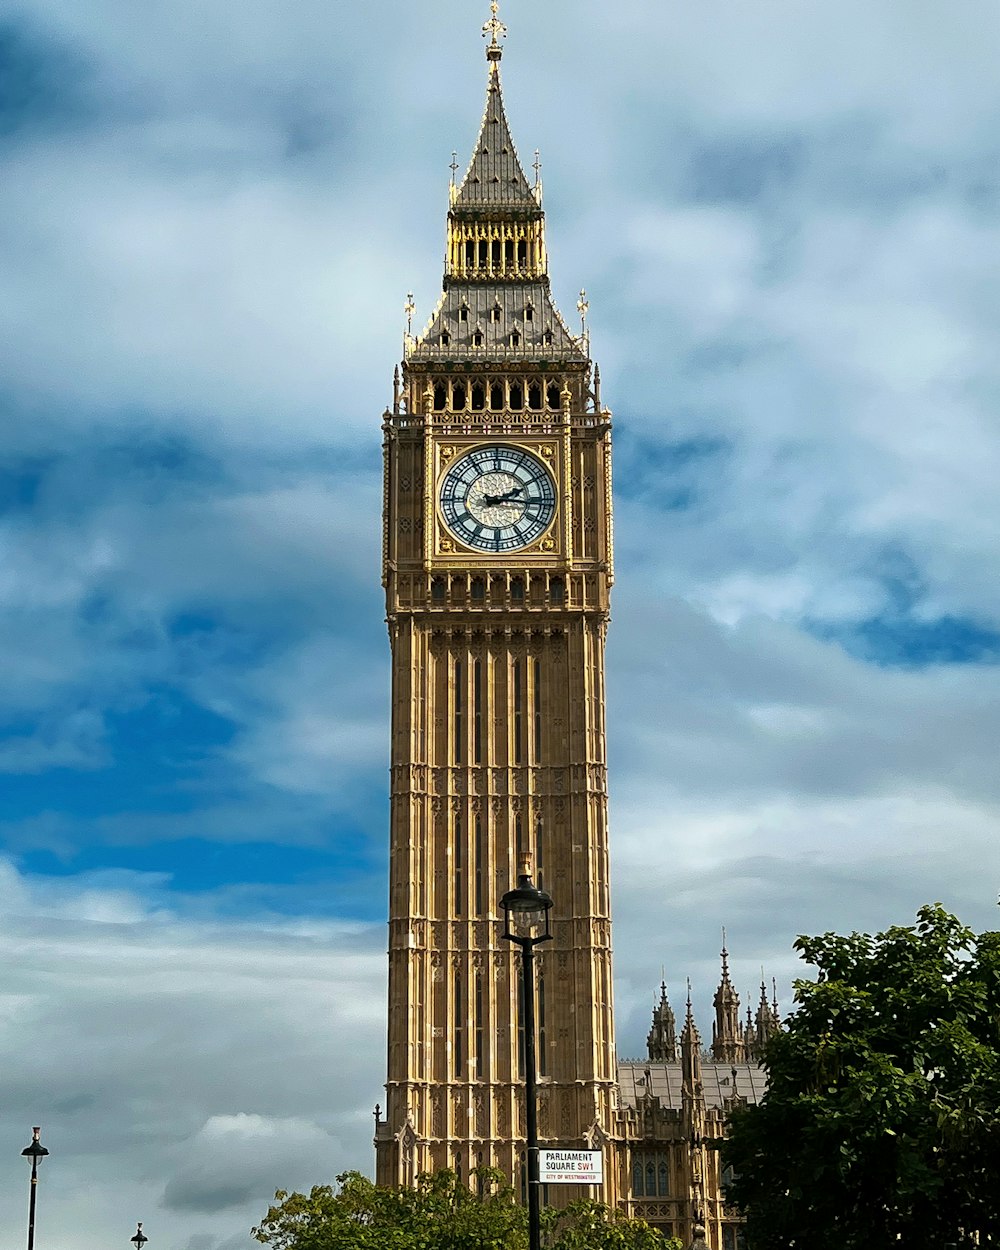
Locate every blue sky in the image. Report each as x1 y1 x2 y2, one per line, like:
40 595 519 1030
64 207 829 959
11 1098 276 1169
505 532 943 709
2 0 1000 1245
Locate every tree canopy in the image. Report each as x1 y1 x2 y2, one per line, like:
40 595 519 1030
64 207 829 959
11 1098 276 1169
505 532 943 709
253 1168 681 1250
722 903 1000 1249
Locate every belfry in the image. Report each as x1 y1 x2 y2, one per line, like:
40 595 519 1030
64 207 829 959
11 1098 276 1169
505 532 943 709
375 1 620 1197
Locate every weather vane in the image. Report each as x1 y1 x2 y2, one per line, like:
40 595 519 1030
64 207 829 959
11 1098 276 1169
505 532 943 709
404 292 415 336
577 288 590 335
482 0 507 46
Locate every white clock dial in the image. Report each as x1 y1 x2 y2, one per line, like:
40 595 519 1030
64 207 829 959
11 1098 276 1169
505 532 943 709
440 445 556 553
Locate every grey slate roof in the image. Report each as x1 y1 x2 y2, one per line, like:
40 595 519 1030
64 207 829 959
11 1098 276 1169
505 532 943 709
617 1060 767 1110
409 282 586 364
453 65 537 212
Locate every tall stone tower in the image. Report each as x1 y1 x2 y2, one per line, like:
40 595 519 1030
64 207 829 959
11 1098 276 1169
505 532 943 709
375 4 619 1196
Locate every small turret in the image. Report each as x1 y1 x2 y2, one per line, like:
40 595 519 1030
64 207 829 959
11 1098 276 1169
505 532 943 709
646 980 677 1062
711 931 745 1063
680 982 703 1096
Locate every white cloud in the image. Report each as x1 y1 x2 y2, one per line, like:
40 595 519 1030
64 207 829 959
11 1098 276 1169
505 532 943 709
0 861 384 1249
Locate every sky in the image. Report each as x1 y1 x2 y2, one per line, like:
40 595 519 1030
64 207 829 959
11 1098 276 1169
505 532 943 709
1 0 999 1244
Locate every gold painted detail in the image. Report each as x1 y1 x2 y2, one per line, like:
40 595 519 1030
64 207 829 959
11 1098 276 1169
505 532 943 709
482 0 507 49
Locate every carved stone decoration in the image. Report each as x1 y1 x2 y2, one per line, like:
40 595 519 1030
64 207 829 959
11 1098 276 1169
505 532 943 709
475 1090 487 1137
432 1092 444 1138
538 1091 550 1139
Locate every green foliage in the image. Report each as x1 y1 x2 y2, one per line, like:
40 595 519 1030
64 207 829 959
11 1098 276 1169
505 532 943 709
253 1168 682 1250
722 904 1000 1250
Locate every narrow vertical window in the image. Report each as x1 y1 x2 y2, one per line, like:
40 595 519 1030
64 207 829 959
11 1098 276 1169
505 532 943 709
454 971 463 1076
473 658 483 764
454 658 463 764
512 659 523 764
517 976 526 1078
475 971 485 1080
533 658 542 762
454 817 463 915
515 815 524 863
535 815 543 889
538 975 547 1077
474 815 484 915
511 576 524 602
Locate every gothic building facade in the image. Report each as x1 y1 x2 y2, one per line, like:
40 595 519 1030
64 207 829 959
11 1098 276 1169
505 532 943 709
374 9 779 1248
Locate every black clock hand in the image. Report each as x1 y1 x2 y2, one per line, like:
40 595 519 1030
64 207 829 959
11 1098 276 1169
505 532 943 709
483 486 523 507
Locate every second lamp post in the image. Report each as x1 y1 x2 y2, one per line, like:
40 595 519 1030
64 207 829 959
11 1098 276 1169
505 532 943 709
21 1127 49 1250
500 855 553 1250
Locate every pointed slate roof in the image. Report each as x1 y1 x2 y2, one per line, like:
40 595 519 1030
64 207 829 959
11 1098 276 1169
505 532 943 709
408 282 584 363
453 59 537 212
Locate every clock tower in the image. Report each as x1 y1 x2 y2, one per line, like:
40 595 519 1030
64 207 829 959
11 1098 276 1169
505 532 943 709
376 5 621 1198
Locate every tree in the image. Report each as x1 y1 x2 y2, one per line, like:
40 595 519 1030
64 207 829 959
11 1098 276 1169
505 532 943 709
253 1168 682 1250
722 904 1000 1249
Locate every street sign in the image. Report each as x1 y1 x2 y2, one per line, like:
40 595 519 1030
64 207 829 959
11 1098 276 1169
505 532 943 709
538 1149 603 1185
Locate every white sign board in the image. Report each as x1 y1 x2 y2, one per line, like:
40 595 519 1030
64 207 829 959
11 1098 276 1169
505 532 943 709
539 1149 603 1185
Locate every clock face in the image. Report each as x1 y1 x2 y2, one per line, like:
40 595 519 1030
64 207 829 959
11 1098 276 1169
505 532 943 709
440 445 556 553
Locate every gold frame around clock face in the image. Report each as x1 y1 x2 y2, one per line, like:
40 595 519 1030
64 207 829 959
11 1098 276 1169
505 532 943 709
439 444 557 554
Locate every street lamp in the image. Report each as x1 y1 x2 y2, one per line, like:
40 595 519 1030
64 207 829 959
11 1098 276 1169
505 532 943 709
500 854 553 1250
131 1223 148 1250
21 1127 49 1250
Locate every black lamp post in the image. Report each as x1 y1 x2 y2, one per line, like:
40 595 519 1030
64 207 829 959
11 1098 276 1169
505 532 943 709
130 1224 148 1250
21 1127 49 1250
500 855 553 1250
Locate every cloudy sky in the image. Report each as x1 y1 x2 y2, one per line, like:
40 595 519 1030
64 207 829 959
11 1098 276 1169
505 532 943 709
2 0 999 1244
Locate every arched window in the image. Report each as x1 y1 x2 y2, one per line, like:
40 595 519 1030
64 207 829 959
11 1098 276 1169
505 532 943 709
509 382 523 409
441 330 451 347
490 304 502 323
453 382 467 410
433 383 447 411
546 382 560 408
528 382 543 411
472 329 484 347
490 382 504 411
471 382 486 411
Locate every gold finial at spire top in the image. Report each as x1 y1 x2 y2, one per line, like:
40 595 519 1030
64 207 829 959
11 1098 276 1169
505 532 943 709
483 0 507 55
